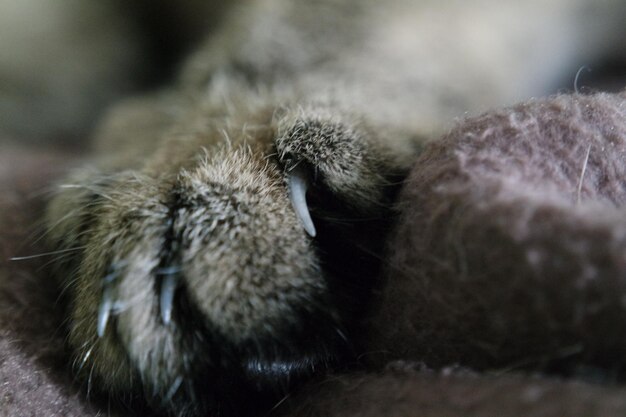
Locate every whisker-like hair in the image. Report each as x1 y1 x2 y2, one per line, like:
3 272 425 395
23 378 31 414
56 272 82 303
270 391 292 413
573 65 592 94
25 184 66 200
35 206 84 240
86 363 96 399
577 143 592 205
35 250 84 273
58 184 116 202
77 346 95 374
10 246 86 261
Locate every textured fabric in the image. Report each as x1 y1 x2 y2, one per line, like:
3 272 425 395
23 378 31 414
280 367 626 417
368 91 626 374
0 146 103 417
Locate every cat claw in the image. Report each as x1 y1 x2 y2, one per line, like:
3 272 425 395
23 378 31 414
97 268 124 337
97 285 114 337
160 272 179 325
288 165 316 237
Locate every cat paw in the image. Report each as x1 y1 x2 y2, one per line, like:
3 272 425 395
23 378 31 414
275 105 410 217
45 101 415 416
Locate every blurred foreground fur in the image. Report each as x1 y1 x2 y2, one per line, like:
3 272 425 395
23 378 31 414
1 0 626 416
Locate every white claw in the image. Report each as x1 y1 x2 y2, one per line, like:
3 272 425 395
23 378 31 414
288 166 316 237
160 274 179 325
165 376 183 401
97 285 113 338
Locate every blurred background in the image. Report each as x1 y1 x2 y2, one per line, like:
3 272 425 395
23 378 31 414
0 0 229 146
0 0 623 148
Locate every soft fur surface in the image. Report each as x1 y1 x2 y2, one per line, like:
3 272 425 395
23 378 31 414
4 92 626 416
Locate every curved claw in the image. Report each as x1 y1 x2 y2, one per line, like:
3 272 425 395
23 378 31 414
97 268 124 337
97 285 113 338
160 273 179 325
288 165 316 237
